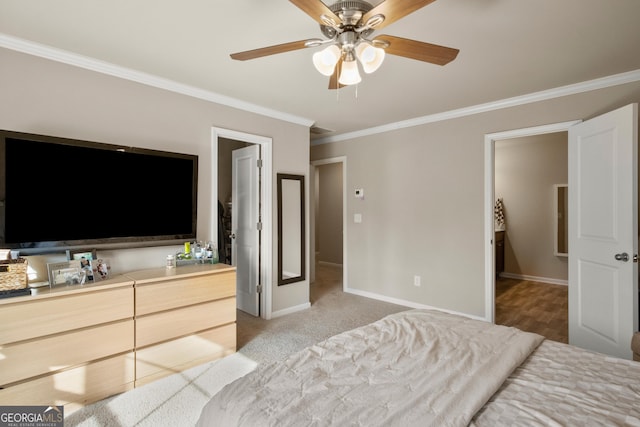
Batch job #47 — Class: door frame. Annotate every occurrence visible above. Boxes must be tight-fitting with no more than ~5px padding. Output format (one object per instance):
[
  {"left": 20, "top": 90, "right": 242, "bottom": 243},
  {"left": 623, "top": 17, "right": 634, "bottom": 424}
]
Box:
[
  {"left": 212, "top": 127, "right": 273, "bottom": 320},
  {"left": 483, "top": 120, "right": 581, "bottom": 322},
  {"left": 311, "top": 156, "right": 347, "bottom": 290}
]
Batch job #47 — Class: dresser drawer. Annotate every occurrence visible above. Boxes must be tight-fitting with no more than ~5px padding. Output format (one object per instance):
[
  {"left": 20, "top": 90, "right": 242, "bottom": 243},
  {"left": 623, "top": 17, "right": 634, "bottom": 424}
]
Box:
[
  {"left": 0, "top": 285, "right": 133, "bottom": 345},
  {"left": 0, "top": 352, "right": 135, "bottom": 407},
  {"left": 135, "top": 271, "right": 235, "bottom": 315},
  {"left": 0, "top": 319, "right": 134, "bottom": 386},
  {"left": 135, "top": 324, "right": 236, "bottom": 386},
  {"left": 136, "top": 297, "right": 235, "bottom": 347}
]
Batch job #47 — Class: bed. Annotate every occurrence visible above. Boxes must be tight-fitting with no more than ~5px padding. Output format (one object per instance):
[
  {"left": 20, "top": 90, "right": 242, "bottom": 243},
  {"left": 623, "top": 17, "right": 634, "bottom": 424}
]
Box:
[{"left": 197, "top": 309, "right": 640, "bottom": 426}]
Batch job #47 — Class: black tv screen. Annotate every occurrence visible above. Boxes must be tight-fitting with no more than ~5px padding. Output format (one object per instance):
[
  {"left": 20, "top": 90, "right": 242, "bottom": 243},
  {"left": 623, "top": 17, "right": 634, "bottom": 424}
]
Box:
[{"left": 0, "top": 130, "right": 198, "bottom": 254}]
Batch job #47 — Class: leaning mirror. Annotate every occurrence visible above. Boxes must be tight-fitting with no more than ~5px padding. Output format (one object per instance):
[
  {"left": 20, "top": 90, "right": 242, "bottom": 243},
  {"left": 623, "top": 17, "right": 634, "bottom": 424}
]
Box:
[
  {"left": 278, "top": 173, "right": 305, "bottom": 285},
  {"left": 554, "top": 184, "right": 568, "bottom": 257}
]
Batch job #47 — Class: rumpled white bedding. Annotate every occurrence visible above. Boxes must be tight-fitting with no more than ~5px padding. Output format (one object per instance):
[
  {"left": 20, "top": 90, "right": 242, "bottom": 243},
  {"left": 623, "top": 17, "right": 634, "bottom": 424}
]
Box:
[
  {"left": 470, "top": 339, "right": 640, "bottom": 426},
  {"left": 196, "top": 309, "right": 543, "bottom": 427}
]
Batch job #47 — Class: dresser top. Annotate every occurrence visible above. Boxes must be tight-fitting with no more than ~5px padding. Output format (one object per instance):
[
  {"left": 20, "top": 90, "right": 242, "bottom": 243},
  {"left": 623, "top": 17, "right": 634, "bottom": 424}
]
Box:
[{"left": 0, "top": 263, "right": 235, "bottom": 305}]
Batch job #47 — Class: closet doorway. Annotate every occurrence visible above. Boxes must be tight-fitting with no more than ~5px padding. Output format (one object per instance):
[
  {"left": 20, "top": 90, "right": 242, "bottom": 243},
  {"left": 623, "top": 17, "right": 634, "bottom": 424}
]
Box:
[
  {"left": 484, "top": 121, "right": 578, "bottom": 325},
  {"left": 311, "top": 157, "right": 346, "bottom": 292},
  {"left": 493, "top": 131, "right": 569, "bottom": 342},
  {"left": 212, "top": 127, "right": 273, "bottom": 319}
]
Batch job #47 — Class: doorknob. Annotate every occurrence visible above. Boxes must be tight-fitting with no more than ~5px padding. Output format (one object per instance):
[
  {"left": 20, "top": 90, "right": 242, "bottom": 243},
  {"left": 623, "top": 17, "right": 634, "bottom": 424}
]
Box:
[
  {"left": 614, "top": 252, "right": 629, "bottom": 262},
  {"left": 230, "top": 233, "right": 236, "bottom": 240}
]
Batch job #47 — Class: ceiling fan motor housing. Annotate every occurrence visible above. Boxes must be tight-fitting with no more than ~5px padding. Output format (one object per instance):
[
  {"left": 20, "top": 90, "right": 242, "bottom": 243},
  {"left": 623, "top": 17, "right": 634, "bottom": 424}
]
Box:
[
  {"left": 321, "top": 0, "right": 375, "bottom": 39},
  {"left": 230, "top": 0, "right": 460, "bottom": 88}
]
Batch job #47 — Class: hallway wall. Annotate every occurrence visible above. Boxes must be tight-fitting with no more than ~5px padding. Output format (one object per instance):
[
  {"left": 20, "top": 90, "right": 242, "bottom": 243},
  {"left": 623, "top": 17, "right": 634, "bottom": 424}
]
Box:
[
  {"left": 316, "top": 162, "right": 343, "bottom": 265},
  {"left": 495, "top": 132, "right": 568, "bottom": 282}
]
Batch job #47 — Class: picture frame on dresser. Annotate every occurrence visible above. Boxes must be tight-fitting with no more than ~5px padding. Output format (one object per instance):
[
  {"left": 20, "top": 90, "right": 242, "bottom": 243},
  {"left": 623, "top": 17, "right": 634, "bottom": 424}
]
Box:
[
  {"left": 47, "top": 261, "right": 68, "bottom": 286},
  {"left": 66, "top": 248, "right": 97, "bottom": 262},
  {"left": 47, "top": 260, "right": 84, "bottom": 286},
  {"left": 67, "top": 249, "right": 97, "bottom": 281},
  {"left": 91, "top": 258, "right": 111, "bottom": 280}
]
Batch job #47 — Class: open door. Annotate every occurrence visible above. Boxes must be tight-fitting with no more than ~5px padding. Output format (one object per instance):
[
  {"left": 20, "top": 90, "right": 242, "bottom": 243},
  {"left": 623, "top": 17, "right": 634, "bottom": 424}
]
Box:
[
  {"left": 568, "top": 103, "right": 639, "bottom": 359},
  {"left": 232, "top": 145, "right": 260, "bottom": 316}
]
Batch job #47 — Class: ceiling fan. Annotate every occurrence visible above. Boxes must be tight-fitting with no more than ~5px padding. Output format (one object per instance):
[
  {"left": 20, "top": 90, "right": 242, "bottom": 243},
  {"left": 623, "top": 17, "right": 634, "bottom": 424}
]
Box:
[{"left": 230, "top": 0, "right": 460, "bottom": 89}]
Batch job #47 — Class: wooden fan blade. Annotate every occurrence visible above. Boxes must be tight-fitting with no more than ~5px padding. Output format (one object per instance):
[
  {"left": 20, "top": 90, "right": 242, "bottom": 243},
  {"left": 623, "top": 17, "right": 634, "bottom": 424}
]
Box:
[
  {"left": 230, "top": 40, "right": 310, "bottom": 61},
  {"left": 289, "top": 0, "right": 341, "bottom": 25},
  {"left": 375, "top": 34, "right": 459, "bottom": 65},
  {"left": 362, "top": 0, "right": 437, "bottom": 30},
  {"left": 328, "top": 58, "right": 346, "bottom": 90}
]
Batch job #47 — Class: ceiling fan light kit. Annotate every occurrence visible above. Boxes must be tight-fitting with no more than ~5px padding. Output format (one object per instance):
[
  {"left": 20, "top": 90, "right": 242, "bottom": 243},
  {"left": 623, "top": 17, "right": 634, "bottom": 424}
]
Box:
[
  {"left": 312, "top": 44, "right": 341, "bottom": 76},
  {"left": 338, "top": 56, "right": 362, "bottom": 85},
  {"left": 355, "top": 43, "right": 385, "bottom": 74},
  {"left": 230, "top": 0, "right": 460, "bottom": 90}
]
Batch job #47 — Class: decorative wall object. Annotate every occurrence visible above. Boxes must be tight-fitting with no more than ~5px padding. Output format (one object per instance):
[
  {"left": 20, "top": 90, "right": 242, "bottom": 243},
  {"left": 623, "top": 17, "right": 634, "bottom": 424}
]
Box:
[{"left": 494, "top": 198, "right": 506, "bottom": 231}]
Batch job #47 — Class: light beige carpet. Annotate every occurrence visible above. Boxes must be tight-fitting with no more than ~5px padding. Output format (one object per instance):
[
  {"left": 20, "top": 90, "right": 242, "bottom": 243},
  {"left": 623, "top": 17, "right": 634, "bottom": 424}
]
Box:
[
  {"left": 64, "top": 264, "right": 409, "bottom": 426},
  {"left": 64, "top": 353, "right": 257, "bottom": 427}
]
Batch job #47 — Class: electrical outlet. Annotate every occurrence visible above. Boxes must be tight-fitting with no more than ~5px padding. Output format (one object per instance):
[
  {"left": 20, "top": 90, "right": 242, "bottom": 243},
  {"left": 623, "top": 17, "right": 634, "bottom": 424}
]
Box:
[{"left": 414, "top": 275, "right": 421, "bottom": 287}]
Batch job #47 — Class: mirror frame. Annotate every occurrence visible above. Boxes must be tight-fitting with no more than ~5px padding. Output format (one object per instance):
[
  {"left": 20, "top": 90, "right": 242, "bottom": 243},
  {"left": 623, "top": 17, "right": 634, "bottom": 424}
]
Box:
[
  {"left": 277, "top": 173, "right": 306, "bottom": 286},
  {"left": 554, "top": 184, "right": 568, "bottom": 257}
]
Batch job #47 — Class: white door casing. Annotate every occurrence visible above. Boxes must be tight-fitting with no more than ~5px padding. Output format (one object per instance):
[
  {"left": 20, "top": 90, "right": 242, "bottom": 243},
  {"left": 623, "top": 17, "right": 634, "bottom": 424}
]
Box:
[
  {"left": 211, "top": 127, "right": 272, "bottom": 320},
  {"left": 484, "top": 121, "right": 580, "bottom": 323},
  {"left": 568, "top": 103, "right": 638, "bottom": 359},
  {"left": 232, "top": 145, "right": 260, "bottom": 316}
]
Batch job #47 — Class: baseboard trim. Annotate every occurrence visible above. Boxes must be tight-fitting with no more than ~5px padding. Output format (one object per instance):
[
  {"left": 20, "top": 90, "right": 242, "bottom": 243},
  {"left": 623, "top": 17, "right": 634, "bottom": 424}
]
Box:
[
  {"left": 499, "top": 272, "right": 568, "bottom": 286},
  {"left": 318, "top": 261, "right": 343, "bottom": 268},
  {"left": 343, "top": 286, "right": 487, "bottom": 322},
  {"left": 271, "top": 302, "right": 311, "bottom": 319}
]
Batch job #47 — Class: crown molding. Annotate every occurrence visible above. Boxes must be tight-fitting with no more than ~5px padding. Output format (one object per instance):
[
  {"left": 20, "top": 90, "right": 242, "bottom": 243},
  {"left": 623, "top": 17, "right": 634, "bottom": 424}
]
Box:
[
  {"left": 3, "top": 33, "right": 639, "bottom": 144},
  {"left": 312, "top": 68, "right": 640, "bottom": 145},
  {"left": 0, "top": 33, "right": 315, "bottom": 129}
]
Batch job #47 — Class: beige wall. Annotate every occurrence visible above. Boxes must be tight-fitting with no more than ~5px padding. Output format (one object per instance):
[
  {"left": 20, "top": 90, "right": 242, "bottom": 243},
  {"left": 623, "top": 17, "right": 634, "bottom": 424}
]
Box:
[
  {"left": 316, "top": 162, "right": 343, "bottom": 265},
  {"left": 0, "top": 47, "right": 310, "bottom": 315},
  {"left": 495, "top": 133, "right": 568, "bottom": 282},
  {"left": 311, "top": 81, "right": 640, "bottom": 318}
]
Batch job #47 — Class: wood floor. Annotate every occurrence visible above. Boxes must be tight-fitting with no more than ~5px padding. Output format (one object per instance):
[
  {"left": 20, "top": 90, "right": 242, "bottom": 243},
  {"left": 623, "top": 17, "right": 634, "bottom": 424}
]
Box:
[{"left": 495, "top": 277, "right": 568, "bottom": 343}]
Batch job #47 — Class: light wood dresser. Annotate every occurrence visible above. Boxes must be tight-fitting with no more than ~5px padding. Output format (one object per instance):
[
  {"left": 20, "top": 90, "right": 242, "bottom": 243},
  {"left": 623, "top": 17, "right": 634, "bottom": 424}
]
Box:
[
  {"left": 128, "top": 264, "right": 236, "bottom": 387},
  {"left": 0, "top": 263, "right": 236, "bottom": 413}
]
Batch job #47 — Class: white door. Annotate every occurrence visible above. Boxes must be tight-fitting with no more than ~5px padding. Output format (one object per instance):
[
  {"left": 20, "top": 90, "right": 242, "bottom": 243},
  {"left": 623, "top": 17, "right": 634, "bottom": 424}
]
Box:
[
  {"left": 568, "top": 103, "right": 638, "bottom": 359},
  {"left": 232, "top": 145, "right": 260, "bottom": 316}
]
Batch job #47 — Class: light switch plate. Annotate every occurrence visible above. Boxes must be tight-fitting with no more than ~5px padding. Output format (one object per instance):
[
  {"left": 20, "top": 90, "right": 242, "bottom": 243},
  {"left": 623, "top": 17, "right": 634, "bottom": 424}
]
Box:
[{"left": 354, "top": 213, "right": 362, "bottom": 223}]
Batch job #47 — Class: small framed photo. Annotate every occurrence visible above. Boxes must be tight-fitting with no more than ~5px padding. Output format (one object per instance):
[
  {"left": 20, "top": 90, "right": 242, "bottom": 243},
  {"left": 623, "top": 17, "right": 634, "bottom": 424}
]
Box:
[
  {"left": 91, "top": 258, "right": 111, "bottom": 281},
  {"left": 47, "top": 260, "right": 86, "bottom": 286},
  {"left": 66, "top": 248, "right": 97, "bottom": 261},
  {"left": 47, "top": 261, "right": 69, "bottom": 286},
  {"left": 67, "top": 249, "right": 97, "bottom": 281}
]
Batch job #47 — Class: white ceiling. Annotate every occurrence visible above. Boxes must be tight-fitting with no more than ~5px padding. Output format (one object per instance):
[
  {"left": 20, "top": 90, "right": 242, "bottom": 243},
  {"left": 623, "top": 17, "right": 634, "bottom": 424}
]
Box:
[{"left": 1, "top": 0, "right": 640, "bottom": 142}]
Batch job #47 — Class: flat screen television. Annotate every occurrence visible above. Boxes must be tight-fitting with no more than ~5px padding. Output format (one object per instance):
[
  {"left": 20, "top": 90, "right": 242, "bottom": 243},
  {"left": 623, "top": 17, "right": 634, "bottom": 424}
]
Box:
[{"left": 0, "top": 129, "right": 198, "bottom": 255}]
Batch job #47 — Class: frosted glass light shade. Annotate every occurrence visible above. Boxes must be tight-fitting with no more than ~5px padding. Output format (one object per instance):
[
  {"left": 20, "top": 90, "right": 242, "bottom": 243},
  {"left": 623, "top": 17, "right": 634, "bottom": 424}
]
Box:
[
  {"left": 312, "top": 45, "right": 341, "bottom": 76},
  {"left": 338, "top": 59, "right": 362, "bottom": 85},
  {"left": 355, "top": 44, "right": 385, "bottom": 74}
]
